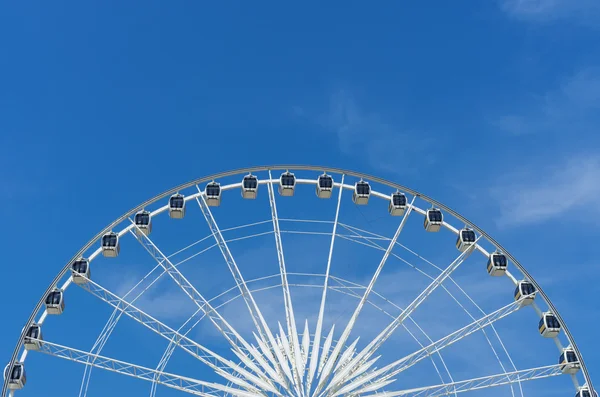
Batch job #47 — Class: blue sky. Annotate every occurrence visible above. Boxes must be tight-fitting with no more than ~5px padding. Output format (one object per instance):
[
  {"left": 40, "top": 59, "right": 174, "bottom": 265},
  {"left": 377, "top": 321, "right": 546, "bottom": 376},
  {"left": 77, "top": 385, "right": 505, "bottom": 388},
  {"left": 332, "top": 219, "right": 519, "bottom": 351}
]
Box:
[{"left": 1, "top": 1, "right": 599, "bottom": 396}]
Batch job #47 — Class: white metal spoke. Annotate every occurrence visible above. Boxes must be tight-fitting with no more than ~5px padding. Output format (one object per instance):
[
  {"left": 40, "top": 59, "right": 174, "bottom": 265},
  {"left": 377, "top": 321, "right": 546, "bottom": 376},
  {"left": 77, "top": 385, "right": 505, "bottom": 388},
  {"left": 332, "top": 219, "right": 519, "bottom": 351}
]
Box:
[
  {"left": 333, "top": 298, "right": 528, "bottom": 397},
  {"left": 150, "top": 307, "right": 203, "bottom": 397},
  {"left": 129, "top": 223, "right": 283, "bottom": 388},
  {"left": 315, "top": 196, "right": 416, "bottom": 396},
  {"left": 361, "top": 364, "right": 567, "bottom": 397},
  {"left": 340, "top": 236, "right": 482, "bottom": 388},
  {"left": 82, "top": 258, "right": 171, "bottom": 397},
  {"left": 267, "top": 170, "right": 305, "bottom": 396},
  {"left": 334, "top": 223, "right": 520, "bottom": 397},
  {"left": 33, "top": 339, "right": 262, "bottom": 397},
  {"left": 307, "top": 174, "right": 345, "bottom": 393},
  {"left": 76, "top": 276, "right": 279, "bottom": 394},
  {"left": 195, "top": 189, "right": 295, "bottom": 388}
]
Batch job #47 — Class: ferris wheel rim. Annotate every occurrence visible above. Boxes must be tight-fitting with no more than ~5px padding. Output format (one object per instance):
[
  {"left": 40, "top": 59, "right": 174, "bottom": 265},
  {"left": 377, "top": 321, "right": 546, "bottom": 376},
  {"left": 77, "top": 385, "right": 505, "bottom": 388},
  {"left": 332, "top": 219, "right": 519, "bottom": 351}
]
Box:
[{"left": 3, "top": 164, "right": 594, "bottom": 397}]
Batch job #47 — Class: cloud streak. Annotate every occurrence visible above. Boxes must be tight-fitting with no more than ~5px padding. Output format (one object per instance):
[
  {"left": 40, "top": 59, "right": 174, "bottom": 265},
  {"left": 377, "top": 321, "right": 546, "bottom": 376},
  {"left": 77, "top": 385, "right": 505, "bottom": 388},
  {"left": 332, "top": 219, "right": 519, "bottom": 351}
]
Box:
[
  {"left": 491, "top": 155, "right": 600, "bottom": 227},
  {"left": 494, "top": 68, "right": 600, "bottom": 136},
  {"left": 295, "top": 90, "right": 438, "bottom": 175},
  {"left": 500, "top": 0, "right": 600, "bottom": 24}
]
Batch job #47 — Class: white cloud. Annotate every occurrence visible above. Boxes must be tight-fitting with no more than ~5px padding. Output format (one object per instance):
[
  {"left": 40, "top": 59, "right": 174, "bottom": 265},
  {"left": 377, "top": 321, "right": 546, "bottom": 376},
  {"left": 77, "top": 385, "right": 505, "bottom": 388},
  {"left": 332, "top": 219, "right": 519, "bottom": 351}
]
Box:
[
  {"left": 296, "top": 90, "right": 439, "bottom": 175},
  {"left": 495, "top": 68, "right": 600, "bottom": 136},
  {"left": 500, "top": 0, "right": 600, "bottom": 24},
  {"left": 491, "top": 155, "right": 600, "bottom": 226}
]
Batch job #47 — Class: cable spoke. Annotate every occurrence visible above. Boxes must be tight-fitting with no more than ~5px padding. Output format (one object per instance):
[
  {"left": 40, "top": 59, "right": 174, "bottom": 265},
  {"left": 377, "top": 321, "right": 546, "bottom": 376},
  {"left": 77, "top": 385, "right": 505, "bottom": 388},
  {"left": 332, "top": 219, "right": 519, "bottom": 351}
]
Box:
[
  {"left": 76, "top": 276, "right": 280, "bottom": 394},
  {"left": 335, "top": 236, "right": 482, "bottom": 392},
  {"left": 360, "top": 364, "right": 567, "bottom": 397},
  {"left": 335, "top": 223, "right": 521, "bottom": 397},
  {"left": 150, "top": 307, "right": 203, "bottom": 397},
  {"left": 307, "top": 174, "right": 345, "bottom": 393},
  {"left": 332, "top": 298, "right": 529, "bottom": 396},
  {"left": 129, "top": 223, "right": 284, "bottom": 388},
  {"left": 195, "top": 187, "right": 295, "bottom": 388},
  {"left": 267, "top": 170, "right": 305, "bottom": 396},
  {"left": 81, "top": 258, "right": 171, "bottom": 397},
  {"left": 33, "top": 339, "right": 263, "bottom": 397},
  {"left": 315, "top": 196, "right": 416, "bottom": 396}
]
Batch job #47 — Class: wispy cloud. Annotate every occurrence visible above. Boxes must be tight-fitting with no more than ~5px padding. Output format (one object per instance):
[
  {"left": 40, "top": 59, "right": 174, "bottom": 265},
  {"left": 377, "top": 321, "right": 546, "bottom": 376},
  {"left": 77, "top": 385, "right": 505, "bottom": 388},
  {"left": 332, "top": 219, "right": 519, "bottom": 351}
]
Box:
[
  {"left": 491, "top": 155, "right": 600, "bottom": 227},
  {"left": 500, "top": 0, "right": 600, "bottom": 24},
  {"left": 494, "top": 68, "right": 600, "bottom": 136},
  {"left": 295, "top": 90, "right": 439, "bottom": 175}
]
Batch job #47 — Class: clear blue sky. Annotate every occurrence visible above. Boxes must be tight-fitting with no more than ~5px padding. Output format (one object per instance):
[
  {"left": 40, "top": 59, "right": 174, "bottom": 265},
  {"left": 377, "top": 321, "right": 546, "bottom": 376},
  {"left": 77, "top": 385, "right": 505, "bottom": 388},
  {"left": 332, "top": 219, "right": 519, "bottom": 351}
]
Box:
[{"left": 1, "top": 1, "right": 599, "bottom": 396}]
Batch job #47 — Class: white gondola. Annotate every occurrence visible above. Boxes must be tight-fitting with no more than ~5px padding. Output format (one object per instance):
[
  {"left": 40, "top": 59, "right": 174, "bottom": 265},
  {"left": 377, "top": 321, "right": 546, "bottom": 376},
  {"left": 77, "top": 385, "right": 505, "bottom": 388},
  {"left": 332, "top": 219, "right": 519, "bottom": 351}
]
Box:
[
  {"left": 576, "top": 386, "right": 596, "bottom": 397},
  {"left": 316, "top": 173, "right": 334, "bottom": 199},
  {"left": 101, "top": 232, "right": 120, "bottom": 257},
  {"left": 169, "top": 193, "right": 186, "bottom": 219},
  {"left": 514, "top": 280, "right": 536, "bottom": 305},
  {"left": 352, "top": 180, "right": 370, "bottom": 205},
  {"left": 241, "top": 174, "right": 258, "bottom": 199},
  {"left": 71, "top": 258, "right": 90, "bottom": 285},
  {"left": 205, "top": 181, "right": 221, "bottom": 207},
  {"left": 388, "top": 192, "right": 407, "bottom": 216},
  {"left": 539, "top": 312, "right": 561, "bottom": 338},
  {"left": 4, "top": 362, "right": 26, "bottom": 390},
  {"left": 134, "top": 210, "right": 152, "bottom": 236},
  {"left": 487, "top": 252, "right": 507, "bottom": 276},
  {"left": 456, "top": 227, "right": 476, "bottom": 252},
  {"left": 279, "top": 171, "right": 296, "bottom": 197},
  {"left": 24, "top": 324, "right": 43, "bottom": 351},
  {"left": 559, "top": 347, "right": 580, "bottom": 374},
  {"left": 424, "top": 208, "right": 443, "bottom": 232},
  {"left": 45, "top": 288, "right": 64, "bottom": 315}
]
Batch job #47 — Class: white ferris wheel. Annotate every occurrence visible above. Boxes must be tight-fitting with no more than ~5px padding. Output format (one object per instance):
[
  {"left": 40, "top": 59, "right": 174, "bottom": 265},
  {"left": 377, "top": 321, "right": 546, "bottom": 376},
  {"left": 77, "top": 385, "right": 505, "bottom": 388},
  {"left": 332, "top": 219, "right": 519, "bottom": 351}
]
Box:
[{"left": 3, "top": 166, "right": 595, "bottom": 397}]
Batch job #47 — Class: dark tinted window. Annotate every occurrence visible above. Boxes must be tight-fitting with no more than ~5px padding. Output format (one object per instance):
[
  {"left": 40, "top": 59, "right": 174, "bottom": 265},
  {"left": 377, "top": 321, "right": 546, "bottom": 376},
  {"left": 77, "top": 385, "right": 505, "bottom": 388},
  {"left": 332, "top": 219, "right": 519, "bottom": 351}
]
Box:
[
  {"left": 392, "top": 194, "right": 406, "bottom": 206},
  {"left": 546, "top": 315, "right": 560, "bottom": 329},
  {"left": 9, "top": 365, "right": 22, "bottom": 380},
  {"left": 566, "top": 351, "right": 577, "bottom": 362},
  {"left": 428, "top": 210, "right": 442, "bottom": 222},
  {"left": 135, "top": 213, "right": 150, "bottom": 225},
  {"left": 73, "top": 260, "right": 88, "bottom": 274},
  {"left": 319, "top": 176, "right": 333, "bottom": 188},
  {"left": 281, "top": 174, "right": 295, "bottom": 186},
  {"left": 46, "top": 291, "right": 61, "bottom": 305},
  {"left": 521, "top": 282, "right": 535, "bottom": 295},
  {"left": 462, "top": 230, "right": 476, "bottom": 242},
  {"left": 26, "top": 326, "right": 39, "bottom": 339},
  {"left": 243, "top": 177, "right": 258, "bottom": 189},
  {"left": 207, "top": 184, "right": 220, "bottom": 196},
  {"left": 102, "top": 234, "right": 117, "bottom": 247},
  {"left": 170, "top": 196, "right": 184, "bottom": 208},
  {"left": 493, "top": 254, "right": 507, "bottom": 267},
  {"left": 356, "top": 183, "right": 370, "bottom": 195}
]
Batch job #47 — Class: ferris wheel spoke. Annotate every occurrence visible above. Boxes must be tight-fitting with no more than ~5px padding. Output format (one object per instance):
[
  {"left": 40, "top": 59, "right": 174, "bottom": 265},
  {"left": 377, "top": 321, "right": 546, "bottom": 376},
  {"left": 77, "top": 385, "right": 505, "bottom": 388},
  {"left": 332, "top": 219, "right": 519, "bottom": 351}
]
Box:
[
  {"left": 33, "top": 339, "right": 264, "bottom": 397},
  {"left": 337, "top": 236, "right": 482, "bottom": 389},
  {"left": 76, "top": 276, "right": 281, "bottom": 394},
  {"left": 358, "top": 363, "right": 567, "bottom": 397},
  {"left": 307, "top": 174, "right": 345, "bottom": 393},
  {"left": 267, "top": 170, "right": 305, "bottom": 396},
  {"left": 333, "top": 225, "right": 521, "bottom": 397},
  {"left": 331, "top": 298, "right": 528, "bottom": 396},
  {"left": 195, "top": 189, "right": 295, "bottom": 387},
  {"left": 314, "top": 196, "right": 416, "bottom": 397},
  {"left": 128, "top": 222, "right": 282, "bottom": 388},
  {"left": 83, "top": 260, "right": 169, "bottom": 397},
  {"left": 150, "top": 307, "right": 203, "bottom": 397}
]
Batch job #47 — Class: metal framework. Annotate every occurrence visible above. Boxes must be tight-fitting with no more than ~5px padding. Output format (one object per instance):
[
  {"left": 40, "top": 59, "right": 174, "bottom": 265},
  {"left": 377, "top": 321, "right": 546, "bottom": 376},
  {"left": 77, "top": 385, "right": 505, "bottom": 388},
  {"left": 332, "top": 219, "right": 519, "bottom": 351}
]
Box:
[{"left": 4, "top": 165, "right": 593, "bottom": 397}]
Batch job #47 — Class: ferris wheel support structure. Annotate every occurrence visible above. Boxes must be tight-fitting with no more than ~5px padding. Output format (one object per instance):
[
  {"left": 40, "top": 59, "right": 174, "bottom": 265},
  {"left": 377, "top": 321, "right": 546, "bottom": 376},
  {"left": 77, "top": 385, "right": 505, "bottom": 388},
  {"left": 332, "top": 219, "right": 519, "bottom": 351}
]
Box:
[{"left": 3, "top": 165, "right": 593, "bottom": 397}]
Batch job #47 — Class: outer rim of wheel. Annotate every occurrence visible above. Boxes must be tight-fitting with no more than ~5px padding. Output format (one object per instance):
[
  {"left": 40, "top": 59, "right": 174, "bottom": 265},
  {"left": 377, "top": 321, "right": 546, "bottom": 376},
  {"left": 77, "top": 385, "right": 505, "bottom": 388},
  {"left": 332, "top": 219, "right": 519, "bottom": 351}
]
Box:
[{"left": 3, "top": 164, "right": 594, "bottom": 397}]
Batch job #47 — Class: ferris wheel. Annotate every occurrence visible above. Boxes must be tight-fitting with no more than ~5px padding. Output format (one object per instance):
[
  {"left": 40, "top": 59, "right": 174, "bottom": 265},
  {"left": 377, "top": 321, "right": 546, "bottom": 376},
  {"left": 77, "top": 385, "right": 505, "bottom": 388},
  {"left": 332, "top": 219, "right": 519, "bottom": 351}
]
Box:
[{"left": 3, "top": 165, "right": 595, "bottom": 397}]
